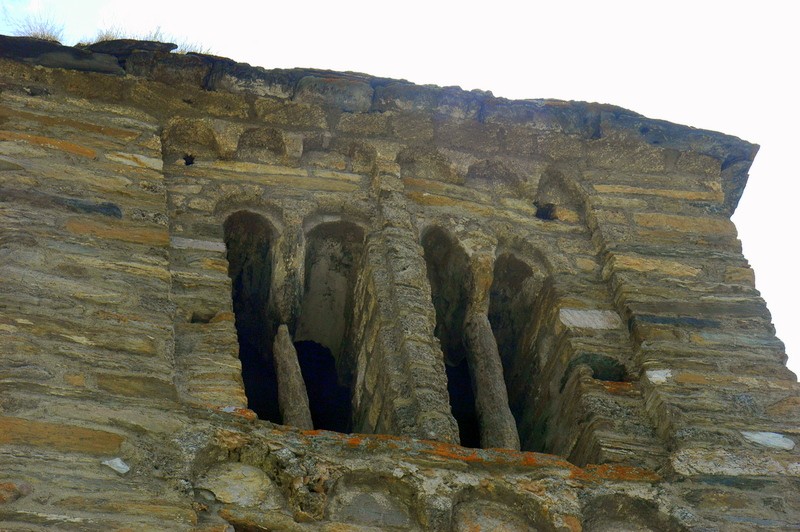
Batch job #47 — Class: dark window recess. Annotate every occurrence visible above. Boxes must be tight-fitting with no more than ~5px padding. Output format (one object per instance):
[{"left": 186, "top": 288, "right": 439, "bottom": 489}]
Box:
[
  {"left": 294, "top": 221, "right": 364, "bottom": 433},
  {"left": 422, "top": 227, "right": 481, "bottom": 448},
  {"left": 183, "top": 154, "right": 195, "bottom": 165},
  {"left": 446, "top": 357, "right": 480, "bottom": 448},
  {"left": 560, "top": 353, "right": 627, "bottom": 391},
  {"left": 224, "top": 211, "right": 280, "bottom": 423},
  {"left": 296, "top": 341, "right": 352, "bottom": 433},
  {"left": 534, "top": 203, "right": 556, "bottom": 220},
  {"left": 488, "top": 252, "right": 544, "bottom": 450}
]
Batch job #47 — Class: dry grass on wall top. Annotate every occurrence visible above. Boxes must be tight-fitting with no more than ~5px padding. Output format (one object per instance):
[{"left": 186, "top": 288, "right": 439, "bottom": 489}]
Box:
[
  {"left": 9, "top": 13, "right": 64, "bottom": 43},
  {"left": 9, "top": 16, "right": 210, "bottom": 54}
]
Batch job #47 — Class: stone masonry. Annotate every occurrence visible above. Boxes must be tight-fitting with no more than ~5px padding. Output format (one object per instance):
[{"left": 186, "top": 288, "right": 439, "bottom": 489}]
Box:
[{"left": 0, "top": 35, "right": 798, "bottom": 530}]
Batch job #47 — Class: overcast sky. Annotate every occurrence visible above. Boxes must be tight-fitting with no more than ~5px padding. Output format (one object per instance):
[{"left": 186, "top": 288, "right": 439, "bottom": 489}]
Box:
[{"left": 2, "top": 0, "right": 798, "bottom": 377}]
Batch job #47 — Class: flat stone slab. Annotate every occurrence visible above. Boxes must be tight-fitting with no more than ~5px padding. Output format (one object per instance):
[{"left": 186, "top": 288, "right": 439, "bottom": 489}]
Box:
[
  {"left": 559, "top": 308, "right": 622, "bottom": 329},
  {"left": 741, "top": 431, "right": 796, "bottom": 450},
  {"left": 83, "top": 39, "right": 178, "bottom": 55},
  {"left": 170, "top": 236, "right": 227, "bottom": 252}
]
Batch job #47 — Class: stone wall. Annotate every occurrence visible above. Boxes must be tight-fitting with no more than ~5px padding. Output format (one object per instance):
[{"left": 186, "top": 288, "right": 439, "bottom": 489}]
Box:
[{"left": 0, "top": 35, "right": 798, "bottom": 530}]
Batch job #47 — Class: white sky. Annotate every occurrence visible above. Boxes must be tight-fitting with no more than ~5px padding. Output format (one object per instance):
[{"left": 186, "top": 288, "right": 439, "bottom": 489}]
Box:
[{"left": 2, "top": 0, "right": 798, "bottom": 378}]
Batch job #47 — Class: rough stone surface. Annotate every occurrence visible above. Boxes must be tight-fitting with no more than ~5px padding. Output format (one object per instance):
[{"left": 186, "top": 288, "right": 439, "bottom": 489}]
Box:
[
  {"left": 273, "top": 325, "right": 314, "bottom": 429},
  {"left": 0, "top": 35, "right": 798, "bottom": 531}
]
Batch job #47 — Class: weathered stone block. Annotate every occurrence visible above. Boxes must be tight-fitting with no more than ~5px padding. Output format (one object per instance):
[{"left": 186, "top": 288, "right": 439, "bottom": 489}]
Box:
[
  {"left": 0, "top": 416, "right": 124, "bottom": 454},
  {"left": 0, "top": 35, "right": 795, "bottom": 532}
]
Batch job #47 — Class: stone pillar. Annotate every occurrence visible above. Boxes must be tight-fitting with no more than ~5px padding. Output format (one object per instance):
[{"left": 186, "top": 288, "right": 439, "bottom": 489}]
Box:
[
  {"left": 272, "top": 324, "right": 313, "bottom": 430},
  {"left": 463, "top": 254, "right": 520, "bottom": 450},
  {"left": 270, "top": 225, "right": 305, "bottom": 332},
  {"left": 350, "top": 172, "right": 458, "bottom": 443}
]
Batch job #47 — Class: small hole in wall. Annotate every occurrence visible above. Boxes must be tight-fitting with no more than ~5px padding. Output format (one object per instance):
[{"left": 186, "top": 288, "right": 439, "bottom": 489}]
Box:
[
  {"left": 534, "top": 203, "right": 556, "bottom": 221},
  {"left": 183, "top": 154, "right": 195, "bottom": 166},
  {"left": 560, "top": 354, "right": 628, "bottom": 392},
  {"left": 190, "top": 311, "right": 214, "bottom": 323}
]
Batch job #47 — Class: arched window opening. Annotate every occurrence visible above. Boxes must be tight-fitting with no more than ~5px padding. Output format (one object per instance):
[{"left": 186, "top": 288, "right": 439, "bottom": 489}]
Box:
[
  {"left": 295, "top": 340, "right": 352, "bottom": 433},
  {"left": 488, "top": 252, "right": 542, "bottom": 450},
  {"left": 422, "top": 227, "right": 480, "bottom": 448},
  {"left": 224, "top": 211, "right": 280, "bottom": 423},
  {"left": 295, "top": 221, "right": 364, "bottom": 433},
  {"left": 489, "top": 253, "right": 536, "bottom": 370}
]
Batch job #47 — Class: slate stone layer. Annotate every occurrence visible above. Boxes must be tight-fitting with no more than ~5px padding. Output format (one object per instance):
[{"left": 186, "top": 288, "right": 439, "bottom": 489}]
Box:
[{"left": 0, "top": 35, "right": 797, "bottom": 530}]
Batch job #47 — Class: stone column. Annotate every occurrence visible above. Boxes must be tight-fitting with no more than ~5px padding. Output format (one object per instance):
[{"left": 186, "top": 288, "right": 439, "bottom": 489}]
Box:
[
  {"left": 272, "top": 324, "right": 313, "bottom": 430},
  {"left": 463, "top": 254, "right": 520, "bottom": 450},
  {"left": 351, "top": 172, "right": 458, "bottom": 443},
  {"left": 269, "top": 226, "right": 305, "bottom": 333},
  {"left": 268, "top": 228, "right": 312, "bottom": 429}
]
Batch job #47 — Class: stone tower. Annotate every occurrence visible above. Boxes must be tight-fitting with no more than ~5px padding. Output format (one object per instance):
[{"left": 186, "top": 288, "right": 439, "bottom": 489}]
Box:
[{"left": 0, "top": 35, "right": 798, "bottom": 530}]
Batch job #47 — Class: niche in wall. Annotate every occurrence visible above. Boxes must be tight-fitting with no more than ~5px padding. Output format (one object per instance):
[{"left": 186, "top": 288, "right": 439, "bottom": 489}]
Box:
[
  {"left": 488, "top": 251, "right": 548, "bottom": 452},
  {"left": 489, "top": 253, "right": 537, "bottom": 371},
  {"left": 295, "top": 221, "right": 365, "bottom": 433},
  {"left": 422, "top": 227, "right": 480, "bottom": 448},
  {"left": 224, "top": 210, "right": 280, "bottom": 423}
]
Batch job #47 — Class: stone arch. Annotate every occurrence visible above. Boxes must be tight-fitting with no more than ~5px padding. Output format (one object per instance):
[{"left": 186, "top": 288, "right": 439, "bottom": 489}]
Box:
[
  {"left": 213, "top": 195, "right": 287, "bottom": 244},
  {"left": 421, "top": 226, "right": 479, "bottom": 447},
  {"left": 236, "top": 126, "right": 286, "bottom": 163},
  {"left": 489, "top": 252, "right": 539, "bottom": 370},
  {"left": 162, "top": 117, "right": 222, "bottom": 165},
  {"left": 326, "top": 473, "right": 420, "bottom": 530},
  {"left": 487, "top": 251, "right": 547, "bottom": 438},
  {"left": 397, "top": 146, "right": 463, "bottom": 184},
  {"left": 534, "top": 167, "right": 584, "bottom": 222},
  {"left": 483, "top": 239, "right": 554, "bottom": 445},
  {"left": 295, "top": 219, "right": 365, "bottom": 433},
  {"left": 301, "top": 212, "right": 370, "bottom": 237},
  {"left": 223, "top": 210, "right": 280, "bottom": 422},
  {"left": 582, "top": 495, "right": 687, "bottom": 531},
  {"left": 466, "top": 159, "right": 525, "bottom": 194},
  {"left": 450, "top": 486, "right": 555, "bottom": 532}
]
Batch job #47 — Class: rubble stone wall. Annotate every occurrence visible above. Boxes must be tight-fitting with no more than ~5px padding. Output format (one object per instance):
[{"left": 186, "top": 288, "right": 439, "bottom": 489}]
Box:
[{"left": 0, "top": 35, "right": 798, "bottom": 530}]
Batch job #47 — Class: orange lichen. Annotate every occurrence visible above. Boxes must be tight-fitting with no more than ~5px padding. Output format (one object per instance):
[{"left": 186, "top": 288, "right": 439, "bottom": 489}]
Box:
[
  {"left": 64, "top": 218, "right": 169, "bottom": 246},
  {"left": 346, "top": 436, "right": 364, "bottom": 447},
  {"left": 599, "top": 381, "right": 635, "bottom": 394},
  {"left": 0, "top": 131, "right": 97, "bottom": 159},
  {"left": 0, "top": 106, "right": 140, "bottom": 140},
  {"left": 214, "top": 429, "right": 250, "bottom": 451},
  {"left": 0, "top": 416, "right": 124, "bottom": 454},
  {"left": 422, "top": 441, "right": 484, "bottom": 462},
  {"left": 0, "top": 482, "right": 31, "bottom": 504},
  {"left": 563, "top": 515, "right": 583, "bottom": 532},
  {"left": 210, "top": 405, "right": 257, "bottom": 422},
  {"left": 576, "top": 464, "right": 660, "bottom": 483}
]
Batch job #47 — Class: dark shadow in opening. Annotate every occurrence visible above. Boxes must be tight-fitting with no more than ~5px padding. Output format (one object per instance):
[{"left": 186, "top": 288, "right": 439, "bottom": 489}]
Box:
[
  {"left": 560, "top": 353, "right": 628, "bottom": 391},
  {"left": 224, "top": 211, "right": 280, "bottom": 423},
  {"left": 296, "top": 340, "right": 352, "bottom": 433},
  {"left": 534, "top": 202, "right": 556, "bottom": 220},
  {"left": 295, "top": 221, "right": 364, "bottom": 433},
  {"left": 489, "top": 252, "right": 545, "bottom": 451},
  {"left": 489, "top": 254, "right": 535, "bottom": 370},
  {"left": 446, "top": 355, "right": 480, "bottom": 448},
  {"left": 422, "top": 227, "right": 480, "bottom": 448}
]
